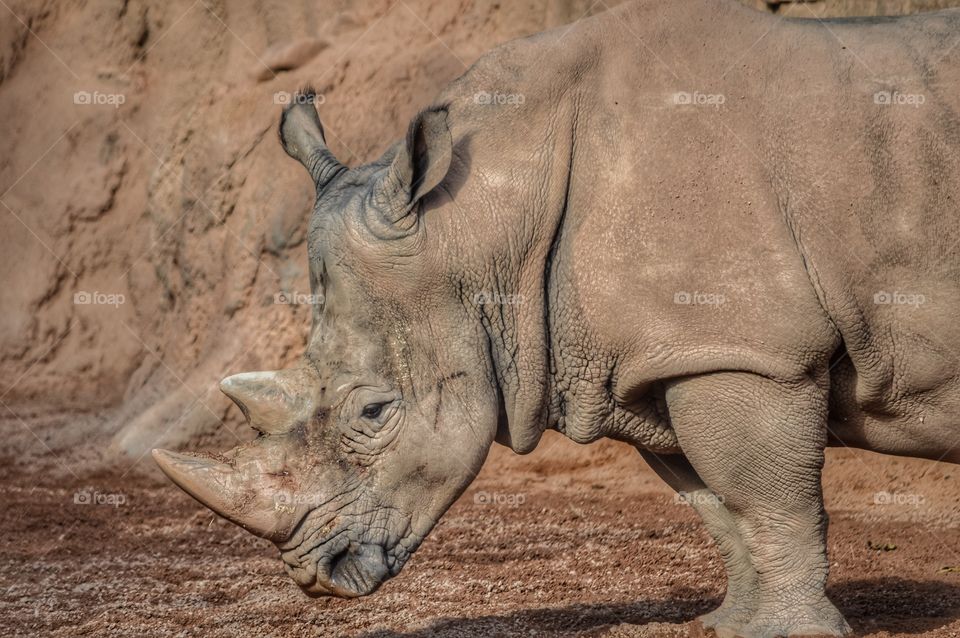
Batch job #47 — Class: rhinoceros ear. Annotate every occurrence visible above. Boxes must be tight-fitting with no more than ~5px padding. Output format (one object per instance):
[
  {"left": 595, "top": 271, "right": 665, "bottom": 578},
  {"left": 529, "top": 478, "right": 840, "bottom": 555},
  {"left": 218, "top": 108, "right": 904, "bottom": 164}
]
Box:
[
  {"left": 373, "top": 106, "right": 453, "bottom": 236},
  {"left": 279, "top": 87, "right": 346, "bottom": 193}
]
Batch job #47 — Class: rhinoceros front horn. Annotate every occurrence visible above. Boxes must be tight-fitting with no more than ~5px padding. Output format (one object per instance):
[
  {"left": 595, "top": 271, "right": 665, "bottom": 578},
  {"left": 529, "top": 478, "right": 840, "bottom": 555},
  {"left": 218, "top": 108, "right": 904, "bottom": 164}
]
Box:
[
  {"left": 278, "top": 86, "right": 346, "bottom": 193},
  {"left": 219, "top": 370, "right": 313, "bottom": 435},
  {"left": 151, "top": 449, "right": 296, "bottom": 540}
]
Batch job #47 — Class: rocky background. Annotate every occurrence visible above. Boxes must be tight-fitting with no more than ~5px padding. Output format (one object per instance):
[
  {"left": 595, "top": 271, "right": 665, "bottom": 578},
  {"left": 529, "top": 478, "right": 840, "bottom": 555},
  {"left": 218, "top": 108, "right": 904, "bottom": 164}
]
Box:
[{"left": 2, "top": 0, "right": 959, "bottom": 471}]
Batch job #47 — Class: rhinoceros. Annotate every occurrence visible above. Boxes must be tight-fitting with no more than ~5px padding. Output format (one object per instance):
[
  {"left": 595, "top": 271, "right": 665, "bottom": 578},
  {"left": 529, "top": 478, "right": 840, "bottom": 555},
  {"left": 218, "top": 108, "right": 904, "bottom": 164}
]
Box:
[{"left": 153, "top": 1, "right": 960, "bottom": 636}]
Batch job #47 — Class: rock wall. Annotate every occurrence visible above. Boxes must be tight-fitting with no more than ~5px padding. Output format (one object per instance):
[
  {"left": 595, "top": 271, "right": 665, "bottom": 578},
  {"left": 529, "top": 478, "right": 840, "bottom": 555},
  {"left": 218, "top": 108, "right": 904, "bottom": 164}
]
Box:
[{"left": 1, "top": 0, "right": 958, "bottom": 466}]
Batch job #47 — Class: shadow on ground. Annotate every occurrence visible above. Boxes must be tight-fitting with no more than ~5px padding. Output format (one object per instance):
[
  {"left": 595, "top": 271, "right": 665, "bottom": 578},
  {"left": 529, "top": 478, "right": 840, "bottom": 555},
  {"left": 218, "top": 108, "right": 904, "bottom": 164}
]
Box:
[
  {"left": 835, "top": 578, "right": 960, "bottom": 636},
  {"left": 357, "top": 580, "right": 960, "bottom": 637},
  {"left": 356, "top": 590, "right": 710, "bottom": 637}
]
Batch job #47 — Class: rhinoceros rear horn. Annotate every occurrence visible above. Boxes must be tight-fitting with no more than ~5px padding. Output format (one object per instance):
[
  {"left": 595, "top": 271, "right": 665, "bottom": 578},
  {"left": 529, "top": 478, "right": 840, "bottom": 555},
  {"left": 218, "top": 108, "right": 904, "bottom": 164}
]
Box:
[
  {"left": 219, "top": 369, "right": 313, "bottom": 435},
  {"left": 279, "top": 86, "right": 345, "bottom": 192}
]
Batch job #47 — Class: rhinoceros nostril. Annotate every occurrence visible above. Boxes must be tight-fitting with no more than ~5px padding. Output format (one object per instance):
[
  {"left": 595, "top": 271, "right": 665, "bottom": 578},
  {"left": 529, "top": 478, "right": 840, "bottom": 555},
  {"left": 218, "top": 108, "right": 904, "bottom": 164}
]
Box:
[
  {"left": 325, "top": 542, "right": 390, "bottom": 597},
  {"left": 329, "top": 545, "right": 351, "bottom": 576}
]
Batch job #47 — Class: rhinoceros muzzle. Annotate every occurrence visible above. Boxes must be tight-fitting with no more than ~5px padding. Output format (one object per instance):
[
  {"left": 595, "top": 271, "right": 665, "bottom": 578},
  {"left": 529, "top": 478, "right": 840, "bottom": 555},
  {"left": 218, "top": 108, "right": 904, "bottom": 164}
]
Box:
[
  {"left": 291, "top": 541, "right": 392, "bottom": 598},
  {"left": 276, "top": 489, "right": 416, "bottom": 598}
]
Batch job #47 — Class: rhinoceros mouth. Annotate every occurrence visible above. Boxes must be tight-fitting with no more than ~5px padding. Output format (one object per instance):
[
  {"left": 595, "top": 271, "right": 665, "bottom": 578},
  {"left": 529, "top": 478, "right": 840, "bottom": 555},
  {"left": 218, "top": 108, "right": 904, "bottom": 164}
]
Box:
[
  {"left": 279, "top": 508, "right": 416, "bottom": 598},
  {"left": 301, "top": 542, "right": 391, "bottom": 597},
  {"left": 286, "top": 537, "right": 413, "bottom": 598}
]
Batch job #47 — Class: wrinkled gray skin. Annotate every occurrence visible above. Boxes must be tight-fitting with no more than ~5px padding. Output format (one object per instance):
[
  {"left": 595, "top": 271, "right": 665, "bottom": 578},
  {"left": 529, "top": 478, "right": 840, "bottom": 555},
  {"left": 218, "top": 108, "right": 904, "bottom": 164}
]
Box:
[{"left": 154, "top": 2, "right": 960, "bottom": 636}]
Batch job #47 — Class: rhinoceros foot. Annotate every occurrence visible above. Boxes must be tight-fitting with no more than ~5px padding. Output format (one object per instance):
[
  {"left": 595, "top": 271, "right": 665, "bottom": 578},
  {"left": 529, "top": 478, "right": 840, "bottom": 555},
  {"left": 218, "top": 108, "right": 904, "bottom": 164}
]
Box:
[
  {"left": 697, "top": 601, "right": 755, "bottom": 633},
  {"left": 710, "top": 599, "right": 851, "bottom": 638}
]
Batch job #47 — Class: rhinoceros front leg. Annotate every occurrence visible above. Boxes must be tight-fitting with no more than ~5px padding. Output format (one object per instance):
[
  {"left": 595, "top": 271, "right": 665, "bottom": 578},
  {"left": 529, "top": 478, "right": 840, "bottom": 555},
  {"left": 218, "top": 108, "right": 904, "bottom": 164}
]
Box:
[
  {"left": 664, "top": 371, "right": 851, "bottom": 638},
  {"left": 638, "top": 449, "right": 759, "bottom": 631}
]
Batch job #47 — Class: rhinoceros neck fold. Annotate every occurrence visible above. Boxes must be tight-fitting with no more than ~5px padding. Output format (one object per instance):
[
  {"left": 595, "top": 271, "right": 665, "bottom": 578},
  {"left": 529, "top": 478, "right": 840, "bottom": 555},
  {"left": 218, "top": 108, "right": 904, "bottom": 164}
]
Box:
[
  {"left": 438, "top": 87, "right": 584, "bottom": 454},
  {"left": 430, "top": 0, "right": 726, "bottom": 453}
]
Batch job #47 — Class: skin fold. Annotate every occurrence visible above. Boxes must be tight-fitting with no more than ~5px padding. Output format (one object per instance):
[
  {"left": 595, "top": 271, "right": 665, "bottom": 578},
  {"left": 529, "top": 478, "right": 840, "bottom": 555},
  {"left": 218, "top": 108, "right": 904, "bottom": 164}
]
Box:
[{"left": 154, "top": 2, "right": 960, "bottom": 636}]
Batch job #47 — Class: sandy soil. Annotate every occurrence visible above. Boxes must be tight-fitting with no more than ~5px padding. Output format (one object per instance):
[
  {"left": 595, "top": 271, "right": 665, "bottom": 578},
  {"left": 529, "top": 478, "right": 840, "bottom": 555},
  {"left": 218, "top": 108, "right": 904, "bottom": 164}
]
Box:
[{"left": 3, "top": 425, "right": 960, "bottom": 638}]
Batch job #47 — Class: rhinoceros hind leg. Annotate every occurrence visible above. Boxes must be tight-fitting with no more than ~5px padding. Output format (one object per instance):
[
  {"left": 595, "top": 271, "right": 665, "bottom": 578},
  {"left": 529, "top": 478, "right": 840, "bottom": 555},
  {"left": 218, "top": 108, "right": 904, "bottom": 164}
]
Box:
[
  {"left": 638, "top": 450, "right": 758, "bottom": 632},
  {"left": 665, "top": 371, "right": 852, "bottom": 638}
]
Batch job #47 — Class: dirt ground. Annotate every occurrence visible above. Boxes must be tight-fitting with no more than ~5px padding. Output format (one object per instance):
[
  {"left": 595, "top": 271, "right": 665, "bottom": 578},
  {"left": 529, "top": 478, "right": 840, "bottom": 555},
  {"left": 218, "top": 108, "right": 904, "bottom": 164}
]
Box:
[{"left": 3, "top": 419, "right": 960, "bottom": 638}]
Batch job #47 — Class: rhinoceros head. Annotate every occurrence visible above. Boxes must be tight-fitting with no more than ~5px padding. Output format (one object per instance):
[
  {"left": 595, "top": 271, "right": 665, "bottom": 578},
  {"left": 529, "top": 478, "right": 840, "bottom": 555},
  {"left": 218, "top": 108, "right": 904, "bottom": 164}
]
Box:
[{"left": 153, "top": 89, "right": 501, "bottom": 597}]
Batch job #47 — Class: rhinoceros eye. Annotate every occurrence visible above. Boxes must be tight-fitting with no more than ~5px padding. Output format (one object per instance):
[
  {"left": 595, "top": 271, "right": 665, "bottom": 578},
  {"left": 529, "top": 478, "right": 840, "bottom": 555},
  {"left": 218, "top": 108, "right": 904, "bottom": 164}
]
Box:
[
  {"left": 342, "top": 396, "right": 403, "bottom": 464},
  {"left": 361, "top": 402, "right": 386, "bottom": 420}
]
